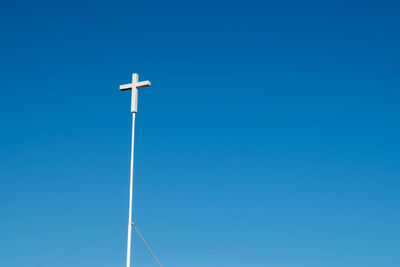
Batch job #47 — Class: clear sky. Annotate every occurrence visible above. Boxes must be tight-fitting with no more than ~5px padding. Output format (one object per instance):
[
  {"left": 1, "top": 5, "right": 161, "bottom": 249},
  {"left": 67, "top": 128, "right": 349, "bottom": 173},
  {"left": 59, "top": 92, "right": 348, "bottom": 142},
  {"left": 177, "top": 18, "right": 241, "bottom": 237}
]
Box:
[{"left": 1, "top": 0, "right": 399, "bottom": 266}]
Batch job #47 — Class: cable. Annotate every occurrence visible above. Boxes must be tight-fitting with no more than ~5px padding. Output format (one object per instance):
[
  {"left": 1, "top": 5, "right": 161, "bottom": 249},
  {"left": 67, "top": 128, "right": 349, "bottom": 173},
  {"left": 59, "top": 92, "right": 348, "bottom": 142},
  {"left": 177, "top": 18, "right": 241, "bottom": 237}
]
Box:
[
  {"left": 36, "top": 227, "right": 124, "bottom": 267},
  {"left": 132, "top": 222, "right": 163, "bottom": 267}
]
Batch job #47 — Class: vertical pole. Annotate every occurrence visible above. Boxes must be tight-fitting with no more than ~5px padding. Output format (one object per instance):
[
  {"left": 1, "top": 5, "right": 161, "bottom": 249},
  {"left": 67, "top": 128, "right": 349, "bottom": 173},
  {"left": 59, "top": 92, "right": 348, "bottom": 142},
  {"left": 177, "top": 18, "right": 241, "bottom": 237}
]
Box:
[{"left": 126, "top": 112, "right": 136, "bottom": 267}]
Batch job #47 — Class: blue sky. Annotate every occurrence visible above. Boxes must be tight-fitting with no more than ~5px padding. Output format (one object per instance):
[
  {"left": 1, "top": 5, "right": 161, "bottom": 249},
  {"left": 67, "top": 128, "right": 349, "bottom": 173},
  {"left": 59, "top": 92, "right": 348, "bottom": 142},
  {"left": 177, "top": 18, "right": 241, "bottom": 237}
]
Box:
[{"left": 1, "top": 0, "right": 399, "bottom": 266}]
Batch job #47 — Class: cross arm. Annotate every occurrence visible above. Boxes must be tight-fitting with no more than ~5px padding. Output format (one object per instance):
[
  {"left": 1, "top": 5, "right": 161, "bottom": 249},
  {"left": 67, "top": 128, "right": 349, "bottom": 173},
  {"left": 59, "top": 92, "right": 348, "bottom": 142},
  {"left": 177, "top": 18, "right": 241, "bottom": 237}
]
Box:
[
  {"left": 119, "top": 81, "right": 151, "bottom": 91},
  {"left": 120, "top": 83, "right": 133, "bottom": 91},
  {"left": 136, "top": 81, "right": 151, "bottom": 88}
]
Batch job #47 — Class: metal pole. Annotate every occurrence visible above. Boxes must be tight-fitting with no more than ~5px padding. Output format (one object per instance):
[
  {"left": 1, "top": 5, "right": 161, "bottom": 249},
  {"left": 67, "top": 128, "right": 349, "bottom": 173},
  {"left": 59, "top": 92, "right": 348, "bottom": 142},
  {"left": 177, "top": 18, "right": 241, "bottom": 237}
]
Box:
[
  {"left": 120, "top": 73, "right": 150, "bottom": 267},
  {"left": 126, "top": 112, "right": 136, "bottom": 267}
]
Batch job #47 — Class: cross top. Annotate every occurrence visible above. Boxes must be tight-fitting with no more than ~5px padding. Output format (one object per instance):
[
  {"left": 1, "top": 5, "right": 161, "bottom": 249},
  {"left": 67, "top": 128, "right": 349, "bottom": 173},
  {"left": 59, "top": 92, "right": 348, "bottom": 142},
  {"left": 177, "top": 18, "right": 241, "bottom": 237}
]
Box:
[{"left": 120, "top": 73, "right": 151, "bottom": 113}]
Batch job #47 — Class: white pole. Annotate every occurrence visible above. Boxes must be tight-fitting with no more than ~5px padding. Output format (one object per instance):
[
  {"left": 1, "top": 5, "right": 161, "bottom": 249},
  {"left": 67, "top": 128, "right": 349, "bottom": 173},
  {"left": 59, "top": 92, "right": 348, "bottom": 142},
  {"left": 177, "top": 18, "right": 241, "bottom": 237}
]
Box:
[
  {"left": 126, "top": 112, "right": 136, "bottom": 267},
  {"left": 120, "top": 73, "right": 151, "bottom": 267}
]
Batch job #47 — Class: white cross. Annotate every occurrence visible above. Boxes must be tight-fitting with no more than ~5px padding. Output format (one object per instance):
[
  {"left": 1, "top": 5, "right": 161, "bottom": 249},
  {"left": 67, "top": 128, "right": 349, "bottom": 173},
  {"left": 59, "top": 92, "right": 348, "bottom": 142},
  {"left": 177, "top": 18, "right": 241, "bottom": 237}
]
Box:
[{"left": 120, "top": 73, "right": 151, "bottom": 113}]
